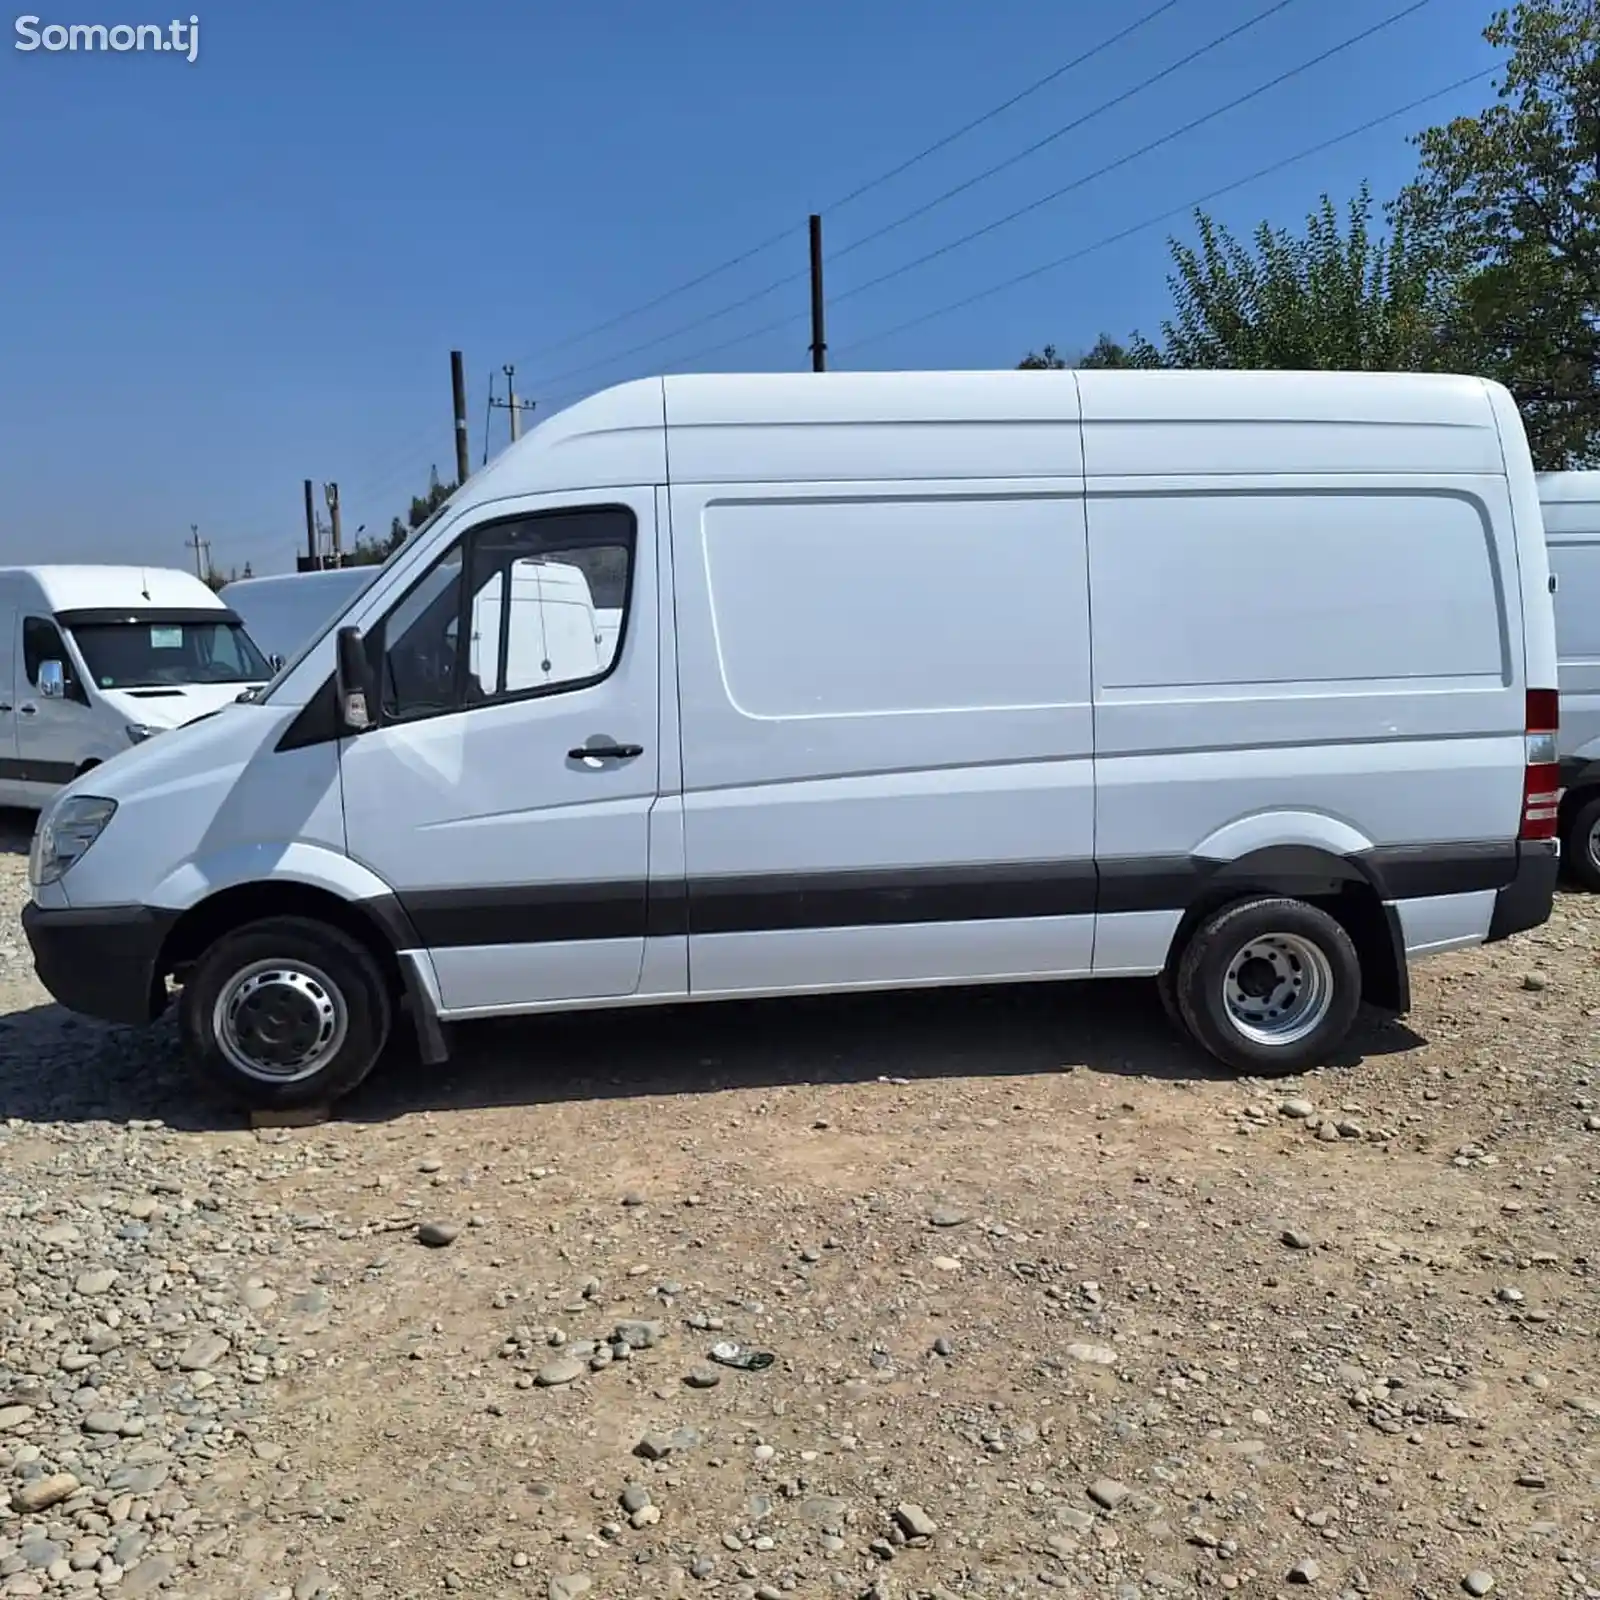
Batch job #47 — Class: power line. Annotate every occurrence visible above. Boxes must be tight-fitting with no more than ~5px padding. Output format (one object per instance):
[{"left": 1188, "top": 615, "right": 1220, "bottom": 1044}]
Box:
[
  {"left": 837, "top": 65, "right": 1501, "bottom": 355},
  {"left": 530, "top": 0, "right": 1320, "bottom": 398},
  {"left": 825, "top": 0, "right": 1311, "bottom": 268},
  {"left": 546, "top": 0, "right": 1450, "bottom": 391},
  {"left": 333, "top": 0, "right": 1202, "bottom": 518},
  {"left": 826, "top": 0, "right": 1437, "bottom": 307},
  {"left": 513, "top": 0, "right": 1189, "bottom": 371}
]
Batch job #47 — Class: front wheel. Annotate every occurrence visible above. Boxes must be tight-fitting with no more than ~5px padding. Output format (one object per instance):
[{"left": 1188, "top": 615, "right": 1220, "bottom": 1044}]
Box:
[
  {"left": 1174, "top": 897, "right": 1362, "bottom": 1078},
  {"left": 178, "top": 916, "right": 392, "bottom": 1109},
  {"left": 1563, "top": 794, "right": 1600, "bottom": 893}
]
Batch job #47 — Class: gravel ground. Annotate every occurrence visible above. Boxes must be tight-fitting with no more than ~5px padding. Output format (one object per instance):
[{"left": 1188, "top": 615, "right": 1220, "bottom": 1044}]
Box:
[{"left": 0, "top": 812, "right": 1595, "bottom": 1600}]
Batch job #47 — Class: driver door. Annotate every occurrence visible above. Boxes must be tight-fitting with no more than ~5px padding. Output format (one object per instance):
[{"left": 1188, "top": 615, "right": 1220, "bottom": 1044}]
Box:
[
  {"left": 338, "top": 490, "right": 661, "bottom": 1014},
  {"left": 16, "top": 614, "right": 90, "bottom": 794}
]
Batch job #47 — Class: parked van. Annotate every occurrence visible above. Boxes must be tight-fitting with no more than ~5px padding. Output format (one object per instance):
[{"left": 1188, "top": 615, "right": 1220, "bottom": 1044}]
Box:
[
  {"left": 22, "top": 371, "right": 1560, "bottom": 1109},
  {"left": 221, "top": 567, "right": 378, "bottom": 670},
  {"left": 1534, "top": 471, "right": 1600, "bottom": 888},
  {"left": 0, "top": 565, "right": 272, "bottom": 808}
]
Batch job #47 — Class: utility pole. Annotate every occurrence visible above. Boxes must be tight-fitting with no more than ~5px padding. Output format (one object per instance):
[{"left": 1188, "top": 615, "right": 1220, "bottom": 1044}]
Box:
[
  {"left": 185, "top": 524, "right": 211, "bottom": 581},
  {"left": 505, "top": 364, "right": 521, "bottom": 442},
  {"left": 450, "top": 349, "right": 470, "bottom": 486},
  {"left": 323, "top": 482, "right": 342, "bottom": 564},
  {"left": 808, "top": 213, "right": 827, "bottom": 372},
  {"left": 302, "top": 479, "right": 317, "bottom": 564},
  {"left": 488, "top": 365, "right": 537, "bottom": 446}
]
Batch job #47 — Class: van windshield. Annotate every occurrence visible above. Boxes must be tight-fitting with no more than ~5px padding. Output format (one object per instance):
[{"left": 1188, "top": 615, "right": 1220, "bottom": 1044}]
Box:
[{"left": 69, "top": 617, "right": 272, "bottom": 689}]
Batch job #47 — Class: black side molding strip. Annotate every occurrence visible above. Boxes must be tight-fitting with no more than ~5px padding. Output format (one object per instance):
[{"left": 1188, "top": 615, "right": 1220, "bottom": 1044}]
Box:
[
  {"left": 386, "top": 841, "right": 1519, "bottom": 950},
  {"left": 0, "top": 757, "right": 78, "bottom": 786}
]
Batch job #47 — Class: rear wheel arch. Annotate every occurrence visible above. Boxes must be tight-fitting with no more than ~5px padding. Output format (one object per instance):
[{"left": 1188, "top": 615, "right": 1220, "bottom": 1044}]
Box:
[
  {"left": 1160, "top": 844, "right": 1407, "bottom": 1015},
  {"left": 1559, "top": 784, "right": 1600, "bottom": 890}
]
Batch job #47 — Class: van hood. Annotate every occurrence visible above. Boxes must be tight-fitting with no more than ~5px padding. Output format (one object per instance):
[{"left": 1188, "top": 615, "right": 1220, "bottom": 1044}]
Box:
[{"left": 97, "top": 681, "right": 267, "bottom": 732}]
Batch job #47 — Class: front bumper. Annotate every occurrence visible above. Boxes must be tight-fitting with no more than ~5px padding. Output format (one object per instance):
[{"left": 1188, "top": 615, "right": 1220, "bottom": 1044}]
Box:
[
  {"left": 22, "top": 901, "right": 177, "bottom": 1026},
  {"left": 1485, "top": 839, "right": 1560, "bottom": 943}
]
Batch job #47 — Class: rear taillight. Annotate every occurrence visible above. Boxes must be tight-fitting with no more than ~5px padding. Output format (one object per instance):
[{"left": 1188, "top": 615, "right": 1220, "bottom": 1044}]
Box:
[{"left": 1521, "top": 688, "right": 1561, "bottom": 842}]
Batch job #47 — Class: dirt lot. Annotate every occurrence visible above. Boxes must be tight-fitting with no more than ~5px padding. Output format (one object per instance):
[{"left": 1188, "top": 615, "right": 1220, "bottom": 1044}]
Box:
[{"left": 0, "top": 817, "right": 1595, "bottom": 1600}]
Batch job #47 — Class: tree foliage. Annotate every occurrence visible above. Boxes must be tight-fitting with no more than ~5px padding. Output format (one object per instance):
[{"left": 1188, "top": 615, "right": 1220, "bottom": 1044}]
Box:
[
  {"left": 1137, "top": 186, "right": 1454, "bottom": 370},
  {"left": 1398, "top": 0, "right": 1600, "bottom": 467},
  {"left": 1017, "top": 335, "right": 1141, "bottom": 369},
  {"left": 347, "top": 465, "right": 458, "bottom": 566},
  {"left": 1020, "top": 2, "right": 1600, "bottom": 469}
]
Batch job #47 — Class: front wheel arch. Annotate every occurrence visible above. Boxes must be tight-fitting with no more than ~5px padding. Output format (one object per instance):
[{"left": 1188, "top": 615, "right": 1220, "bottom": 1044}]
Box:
[{"left": 159, "top": 880, "right": 406, "bottom": 1002}]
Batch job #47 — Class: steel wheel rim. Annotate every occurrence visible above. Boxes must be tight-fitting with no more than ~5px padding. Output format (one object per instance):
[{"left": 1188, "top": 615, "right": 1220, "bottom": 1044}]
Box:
[
  {"left": 1222, "top": 932, "right": 1335, "bottom": 1047},
  {"left": 213, "top": 959, "right": 348, "bottom": 1084},
  {"left": 1588, "top": 814, "right": 1600, "bottom": 873}
]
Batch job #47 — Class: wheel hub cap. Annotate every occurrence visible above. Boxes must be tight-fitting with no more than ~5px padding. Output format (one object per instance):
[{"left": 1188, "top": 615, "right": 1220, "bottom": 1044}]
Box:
[
  {"left": 1222, "top": 932, "right": 1335, "bottom": 1048},
  {"left": 215, "top": 963, "right": 347, "bottom": 1084}
]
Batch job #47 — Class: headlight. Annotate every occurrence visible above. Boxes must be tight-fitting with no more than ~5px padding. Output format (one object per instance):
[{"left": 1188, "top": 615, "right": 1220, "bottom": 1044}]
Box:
[
  {"left": 125, "top": 723, "right": 160, "bottom": 745},
  {"left": 30, "top": 795, "right": 117, "bottom": 887}
]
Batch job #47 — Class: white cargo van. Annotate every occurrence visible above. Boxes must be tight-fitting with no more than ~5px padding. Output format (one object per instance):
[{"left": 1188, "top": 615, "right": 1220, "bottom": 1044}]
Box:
[
  {"left": 22, "top": 371, "right": 1560, "bottom": 1109},
  {"left": 1533, "top": 471, "right": 1600, "bottom": 888},
  {"left": 220, "top": 567, "right": 378, "bottom": 670},
  {"left": 0, "top": 566, "right": 272, "bottom": 807}
]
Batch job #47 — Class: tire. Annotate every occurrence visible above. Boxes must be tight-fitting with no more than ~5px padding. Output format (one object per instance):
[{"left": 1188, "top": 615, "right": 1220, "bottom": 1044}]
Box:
[
  {"left": 1155, "top": 964, "right": 1189, "bottom": 1039},
  {"left": 1174, "top": 896, "right": 1362, "bottom": 1078},
  {"left": 1563, "top": 793, "right": 1600, "bottom": 893},
  {"left": 178, "top": 916, "right": 392, "bottom": 1110}
]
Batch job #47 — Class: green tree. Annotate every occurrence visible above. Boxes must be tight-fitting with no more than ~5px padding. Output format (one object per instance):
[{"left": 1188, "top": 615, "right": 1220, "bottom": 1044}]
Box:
[
  {"left": 1017, "top": 335, "right": 1141, "bottom": 369},
  {"left": 1397, "top": 0, "right": 1600, "bottom": 467},
  {"left": 348, "top": 465, "right": 459, "bottom": 566},
  {"left": 1130, "top": 185, "right": 1456, "bottom": 371}
]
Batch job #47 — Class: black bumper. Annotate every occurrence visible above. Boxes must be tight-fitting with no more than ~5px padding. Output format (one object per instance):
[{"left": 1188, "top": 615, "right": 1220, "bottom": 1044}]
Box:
[
  {"left": 22, "top": 902, "right": 177, "bottom": 1026},
  {"left": 1485, "top": 840, "right": 1560, "bottom": 943}
]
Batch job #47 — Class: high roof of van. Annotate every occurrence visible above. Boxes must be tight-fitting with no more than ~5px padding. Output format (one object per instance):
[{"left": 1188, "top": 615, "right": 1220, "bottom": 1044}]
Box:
[
  {"left": 460, "top": 370, "right": 1516, "bottom": 497},
  {"left": 0, "top": 565, "right": 227, "bottom": 613}
]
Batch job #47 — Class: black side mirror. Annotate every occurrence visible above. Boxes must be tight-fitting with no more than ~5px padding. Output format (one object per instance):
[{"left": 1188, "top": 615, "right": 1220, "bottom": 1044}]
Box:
[
  {"left": 334, "top": 626, "right": 375, "bottom": 733},
  {"left": 268, "top": 652, "right": 285, "bottom": 673}
]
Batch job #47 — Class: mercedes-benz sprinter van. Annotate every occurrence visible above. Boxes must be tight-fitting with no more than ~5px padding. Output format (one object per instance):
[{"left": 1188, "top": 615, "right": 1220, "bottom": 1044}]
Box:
[
  {"left": 1534, "top": 471, "right": 1600, "bottom": 888},
  {"left": 22, "top": 371, "right": 1561, "bottom": 1109},
  {"left": 0, "top": 566, "right": 271, "bottom": 807}
]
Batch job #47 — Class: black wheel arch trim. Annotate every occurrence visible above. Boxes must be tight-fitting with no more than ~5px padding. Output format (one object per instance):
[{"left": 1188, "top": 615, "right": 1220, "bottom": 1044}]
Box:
[
  {"left": 1560, "top": 755, "right": 1600, "bottom": 799},
  {"left": 155, "top": 883, "right": 449, "bottom": 1065}
]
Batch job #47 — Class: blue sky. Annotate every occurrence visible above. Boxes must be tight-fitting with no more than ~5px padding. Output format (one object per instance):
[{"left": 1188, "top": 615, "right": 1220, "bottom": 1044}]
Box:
[{"left": 1, "top": 0, "right": 1499, "bottom": 575}]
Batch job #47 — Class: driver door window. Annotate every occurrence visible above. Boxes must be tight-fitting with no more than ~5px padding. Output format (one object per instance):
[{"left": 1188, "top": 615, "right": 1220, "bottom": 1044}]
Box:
[
  {"left": 22, "top": 617, "right": 84, "bottom": 704},
  {"left": 381, "top": 507, "right": 633, "bottom": 722}
]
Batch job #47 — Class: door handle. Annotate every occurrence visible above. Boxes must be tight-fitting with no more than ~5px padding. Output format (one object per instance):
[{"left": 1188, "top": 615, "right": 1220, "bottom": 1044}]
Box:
[
  {"left": 0, "top": 704, "right": 11, "bottom": 714},
  {"left": 568, "top": 741, "right": 644, "bottom": 761},
  {"left": 17, "top": 705, "right": 37, "bottom": 717}
]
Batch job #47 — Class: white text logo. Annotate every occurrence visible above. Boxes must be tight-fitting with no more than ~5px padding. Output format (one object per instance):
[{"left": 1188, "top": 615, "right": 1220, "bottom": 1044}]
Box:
[{"left": 15, "top": 14, "right": 199, "bottom": 62}]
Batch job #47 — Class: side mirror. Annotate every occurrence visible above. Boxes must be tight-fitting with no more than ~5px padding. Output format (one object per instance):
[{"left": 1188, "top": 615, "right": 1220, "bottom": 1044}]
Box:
[
  {"left": 334, "top": 626, "right": 375, "bottom": 733},
  {"left": 37, "top": 660, "right": 65, "bottom": 700},
  {"left": 269, "top": 653, "right": 285, "bottom": 673}
]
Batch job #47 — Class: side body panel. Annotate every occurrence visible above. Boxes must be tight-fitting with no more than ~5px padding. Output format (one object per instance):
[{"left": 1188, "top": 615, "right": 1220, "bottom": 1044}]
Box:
[
  {"left": 1079, "top": 372, "right": 1528, "bottom": 971},
  {"left": 670, "top": 480, "right": 1096, "bottom": 995},
  {"left": 1535, "top": 470, "right": 1600, "bottom": 769}
]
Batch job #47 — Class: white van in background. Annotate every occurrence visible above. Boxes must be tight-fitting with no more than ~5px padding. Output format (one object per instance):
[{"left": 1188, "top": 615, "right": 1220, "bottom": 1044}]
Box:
[
  {"left": 221, "top": 566, "right": 378, "bottom": 669},
  {"left": 22, "top": 371, "right": 1559, "bottom": 1110},
  {"left": 1534, "top": 471, "right": 1600, "bottom": 888},
  {"left": 0, "top": 566, "right": 272, "bottom": 808}
]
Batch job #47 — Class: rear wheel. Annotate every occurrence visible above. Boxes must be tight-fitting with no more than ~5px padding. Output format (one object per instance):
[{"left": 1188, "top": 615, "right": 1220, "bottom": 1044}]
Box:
[
  {"left": 1155, "top": 964, "right": 1188, "bottom": 1038},
  {"left": 1563, "top": 793, "right": 1600, "bottom": 892},
  {"left": 178, "top": 916, "right": 391, "bottom": 1110},
  {"left": 1174, "top": 897, "right": 1362, "bottom": 1077}
]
